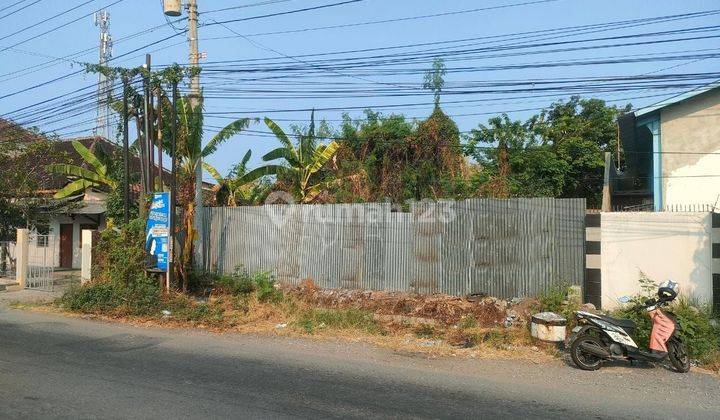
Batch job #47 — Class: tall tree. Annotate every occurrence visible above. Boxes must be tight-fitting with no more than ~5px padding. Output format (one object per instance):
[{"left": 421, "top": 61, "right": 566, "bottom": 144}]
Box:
[
  {"left": 465, "top": 114, "right": 568, "bottom": 198},
  {"left": 534, "top": 97, "right": 629, "bottom": 204},
  {"left": 423, "top": 58, "right": 447, "bottom": 108},
  {"left": 0, "top": 124, "right": 68, "bottom": 238},
  {"left": 465, "top": 97, "right": 629, "bottom": 203}
]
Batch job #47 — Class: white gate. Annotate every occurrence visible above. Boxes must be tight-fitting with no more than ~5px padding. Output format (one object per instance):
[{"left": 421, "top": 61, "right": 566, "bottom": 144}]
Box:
[{"left": 26, "top": 233, "right": 56, "bottom": 291}]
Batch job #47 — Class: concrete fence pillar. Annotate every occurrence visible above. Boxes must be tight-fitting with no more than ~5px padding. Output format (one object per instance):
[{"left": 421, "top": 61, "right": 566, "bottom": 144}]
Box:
[
  {"left": 81, "top": 229, "right": 98, "bottom": 284},
  {"left": 16, "top": 228, "right": 29, "bottom": 288}
]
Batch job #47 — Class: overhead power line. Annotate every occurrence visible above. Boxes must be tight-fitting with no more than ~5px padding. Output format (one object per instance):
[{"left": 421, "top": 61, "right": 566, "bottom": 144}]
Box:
[
  {"left": 203, "top": 0, "right": 296, "bottom": 15},
  {"left": 202, "top": 0, "right": 366, "bottom": 27},
  {"left": 0, "top": 0, "right": 43, "bottom": 22},
  {"left": 0, "top": 0, "right": 96, "bottom": 43},
  {"left": 0, "top": 0, "right": 125, "bottom": 53}
]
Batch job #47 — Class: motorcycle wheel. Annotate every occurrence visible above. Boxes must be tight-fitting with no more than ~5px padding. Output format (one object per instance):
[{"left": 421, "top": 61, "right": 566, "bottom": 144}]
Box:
[
  {"left": 667, "top": 339, "right": 691, "bottom": 373},
  {"left": 570, "top": 334, "right": 604, "bottom": 371}
]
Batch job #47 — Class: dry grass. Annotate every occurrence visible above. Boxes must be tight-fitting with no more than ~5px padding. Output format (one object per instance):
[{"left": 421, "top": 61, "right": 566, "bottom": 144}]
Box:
[{"left": 28, "top": 291, "right": 557, "bottom": 364}]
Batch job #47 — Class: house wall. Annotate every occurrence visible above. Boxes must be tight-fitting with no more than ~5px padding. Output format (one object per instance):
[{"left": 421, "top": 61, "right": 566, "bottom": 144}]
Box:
[
  {"left": 600, "top": 212, "right": 713, "bottom": 310},
  {"left": 48, "top": 214, "right": 105, "bottom": 269},
  {"left": 660, "top": 88, "right": 720, "bottom": 207}
]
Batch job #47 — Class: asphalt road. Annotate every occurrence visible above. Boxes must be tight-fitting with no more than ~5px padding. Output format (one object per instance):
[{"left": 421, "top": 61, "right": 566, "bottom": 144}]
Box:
[{"left": 0, "top": 307, "right": 718, "bottom": 419}]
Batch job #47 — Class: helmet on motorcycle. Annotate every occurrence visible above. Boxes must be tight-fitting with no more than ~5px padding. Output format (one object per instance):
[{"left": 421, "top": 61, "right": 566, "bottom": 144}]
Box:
[{"left": 658, "top": 280, "right": 678, "bottom": 302}]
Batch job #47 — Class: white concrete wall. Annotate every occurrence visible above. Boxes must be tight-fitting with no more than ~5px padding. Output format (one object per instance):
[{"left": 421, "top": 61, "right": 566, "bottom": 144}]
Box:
[
  {"left": 660, "top": 88, "right": 720, "bottom": 207},
  {"left": 47, "top": 215, "right": 105, "bottom": 269},
  {"left": 80, "top": 230, "right": 94, "bottom": 283},
  {"left": 600, "top": 212, "right": 713, "bottom": 310}
]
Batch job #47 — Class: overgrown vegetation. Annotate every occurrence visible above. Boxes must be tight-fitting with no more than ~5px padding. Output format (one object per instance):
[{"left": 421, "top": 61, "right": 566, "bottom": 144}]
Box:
[
  {"left": 535, "top": 283, "right": 581, "bottom": 324},
  {"left": 61, "top": 219, "right": 161, "bottom": 316},
  {"left": 0, "top": 123, "right": 68, "bottom": 239},
  {"left": 295, "top": 307, "right": 382, "bottom": 334},
  {"left": 213, "top": 265, "right": 283, "bottom": 303},
  {"left": 611, "top": 274, "right": 720, "bottom": 364}
]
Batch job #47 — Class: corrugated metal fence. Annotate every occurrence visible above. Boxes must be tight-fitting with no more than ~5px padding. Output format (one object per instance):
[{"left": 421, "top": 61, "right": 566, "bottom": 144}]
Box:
[{"left": 198, "top": 198, "right": 586, "bottom": 298}]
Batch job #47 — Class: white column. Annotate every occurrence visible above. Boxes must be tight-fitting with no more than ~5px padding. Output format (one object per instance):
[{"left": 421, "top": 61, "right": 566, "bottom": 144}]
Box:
[
  {"left": 16, "top": 229, "right": 29, "bottom": 288},
  {"left": 81, "top": 229, "right": 94, "bottom": 284}
]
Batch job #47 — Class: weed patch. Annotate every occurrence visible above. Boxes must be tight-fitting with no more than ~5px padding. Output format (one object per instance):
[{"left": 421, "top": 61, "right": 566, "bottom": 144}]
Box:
[{"left": 294, "top": 307, "right": 383, "bottom": 334}]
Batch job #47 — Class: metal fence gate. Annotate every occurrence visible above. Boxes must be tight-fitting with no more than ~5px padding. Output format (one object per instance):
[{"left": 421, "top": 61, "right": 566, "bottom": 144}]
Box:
[
  {"left": 0, "top": 241, "right": 15, "bottom": 280},
  {"left": 26, "top": 233, "right": 56, "bottom": 291}
]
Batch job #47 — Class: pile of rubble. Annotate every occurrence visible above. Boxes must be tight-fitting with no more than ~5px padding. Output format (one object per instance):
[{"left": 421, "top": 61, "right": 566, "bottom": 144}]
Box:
[{"left": 281, "top": 280, "right": 540, "bottom": 327}]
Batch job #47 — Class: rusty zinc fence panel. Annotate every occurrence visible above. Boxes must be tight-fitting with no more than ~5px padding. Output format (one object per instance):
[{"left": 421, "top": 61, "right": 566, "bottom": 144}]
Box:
[{"left": 198, "top": 197, "right": 585, "bottom": 299}]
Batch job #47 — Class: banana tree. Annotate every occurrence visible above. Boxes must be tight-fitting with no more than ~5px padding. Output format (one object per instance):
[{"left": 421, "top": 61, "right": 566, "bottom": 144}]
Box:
[
  {"left": 208, "top": 150, "right": 270, "bottom": 206},
  {"left": 167, "top": 95, "right": 252, "bottom": 289},
  {"left": 47, "top": 140, "right": 118, "bottom": 199},
  {"left": 242, "top": 112, "right": 339, "bottom": 203}
]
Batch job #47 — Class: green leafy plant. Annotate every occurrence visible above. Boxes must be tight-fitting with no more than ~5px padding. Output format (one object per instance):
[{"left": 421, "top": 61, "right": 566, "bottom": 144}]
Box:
[
  {"left": 252, "top": 271, "right": 282, "bottom": 303},
  {"left": 536, "top": 283, "right": 579, "bottom": 322},
  {"left": 210, "top": 150, "right": 271, "bottom": 206},
  {"left": 46, "top": 140, "right": 118, "bottom": 198},
  {"left": 214, "top": 266, "right": 255, "bottom": 296},
  {"left": 458, "top": 314, "right": 478, "bottom": 329},
  {"left": 242, "top": 111, "right": 341, "bottom": 203}
]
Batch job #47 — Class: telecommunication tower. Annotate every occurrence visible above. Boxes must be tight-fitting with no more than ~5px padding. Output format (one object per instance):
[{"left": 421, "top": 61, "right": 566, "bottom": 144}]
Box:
[{"left": 93, "top": 11, "right": 113, "bottom": 141}]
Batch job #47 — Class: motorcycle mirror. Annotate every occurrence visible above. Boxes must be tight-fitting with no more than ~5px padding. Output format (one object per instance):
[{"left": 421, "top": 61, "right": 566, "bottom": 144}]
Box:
[{"left": 617, "top": 296, "right": 631, "bottom": 303}]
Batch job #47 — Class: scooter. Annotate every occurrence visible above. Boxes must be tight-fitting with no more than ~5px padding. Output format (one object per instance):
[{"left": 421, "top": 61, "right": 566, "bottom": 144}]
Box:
[{"left": 567, "top": 281, "right": 690, "bottom": 372}]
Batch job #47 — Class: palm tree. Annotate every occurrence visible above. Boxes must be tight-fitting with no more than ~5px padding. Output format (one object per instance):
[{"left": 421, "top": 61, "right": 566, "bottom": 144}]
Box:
[
  {"left": 243, "top": 112, "right": 339, "bottom": 203},
  {"left": 47, "top": 140, "right": 117, "bottom": 199},
  {"left": 208, "top": 150, "right": 270, "bottom": 206}
]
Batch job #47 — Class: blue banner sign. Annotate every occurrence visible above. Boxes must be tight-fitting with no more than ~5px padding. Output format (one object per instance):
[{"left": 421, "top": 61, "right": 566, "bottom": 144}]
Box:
[{"left": 146, "top": 192, "right": 170, "bottom": 271}]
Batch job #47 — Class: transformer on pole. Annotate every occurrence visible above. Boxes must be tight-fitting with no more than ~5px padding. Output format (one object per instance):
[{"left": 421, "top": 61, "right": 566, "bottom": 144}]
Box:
[{"left": 93, "top": 10, "right": 113, "bottom": 141}]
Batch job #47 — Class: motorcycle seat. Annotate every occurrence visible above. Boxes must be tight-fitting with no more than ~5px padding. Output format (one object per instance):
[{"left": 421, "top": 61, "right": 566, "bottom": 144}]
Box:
[{"left": 597, "top": 314, "right": 636, "bottom": 329}]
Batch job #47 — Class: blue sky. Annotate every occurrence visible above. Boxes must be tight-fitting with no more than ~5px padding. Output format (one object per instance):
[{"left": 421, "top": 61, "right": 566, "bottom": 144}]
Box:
[{"left": 1, "top": 0, "right": 718, "bottom": 177}]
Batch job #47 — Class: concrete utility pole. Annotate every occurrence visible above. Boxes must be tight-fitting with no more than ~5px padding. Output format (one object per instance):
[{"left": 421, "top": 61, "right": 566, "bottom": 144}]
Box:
[
  {"left": 143, "top": 54, "right": 153, "bottom": 194},
  {"left": 187, "top": 0, "right": 200, "bottom": 106},
  {"left": 187, "top": 0, "right": 204, "bottom": 269},
  {"left": 93, "top": 10, "right": 113, "bottom": 141}
]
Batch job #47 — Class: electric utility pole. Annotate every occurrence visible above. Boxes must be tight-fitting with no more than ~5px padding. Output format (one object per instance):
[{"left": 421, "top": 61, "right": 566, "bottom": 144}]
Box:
[
  {"left": 163, "top": 0, "right": 204, "bottom": 280},
  {"left": 93, "top": 10, "right": 113, "bottom": 141},
  {"left": 187, "top": 0, "right": 204, "bottom": 270}
]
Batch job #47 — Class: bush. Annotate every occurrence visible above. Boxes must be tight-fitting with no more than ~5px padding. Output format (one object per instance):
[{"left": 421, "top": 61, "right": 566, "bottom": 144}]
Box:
[
  {"left": 92, "top": 218, "right": 148, "bottom": 286},
  {"left": 214, "top": 271, "right": 254, "bottom": 296},
  {"left": 61, "top": 282, "right": 124, "bottom": 313},
  {"left": 252, "top": 271, "right": 282, "bottom": 303},
  {"left": 61, "top": 219, "right": 162, "bottom": 316},
  {"left": 536, "top": 283, "right": 579, "bottom": 322},
  {"left": 611, "top": 274, "right": 720, "bottom": 360},
  {"left": 204, "top": 266, "right": 282, "bottom": 303},
  {"left": 60, "top": 275, "right": 161, "bottom": 316}
]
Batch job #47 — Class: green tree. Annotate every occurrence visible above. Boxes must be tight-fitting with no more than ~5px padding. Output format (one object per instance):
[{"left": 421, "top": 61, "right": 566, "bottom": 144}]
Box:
[
  {"left": 243, "top": 112, "right": 340, "bottom": 203},
  {"left": 465, "top": 114, "right": 568, "bottom": 198},
  {"left": 0, "top": 123, "right": 69, "bottom": 239},
  {"left": 465, "top": 97, "right": 629, "bottom": 204},
  {"left": 423, "top": 58, "right": 447, "bottom": 108},
  {"left": 533, "top": 97, "right": 629, "bottom": 205}
]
